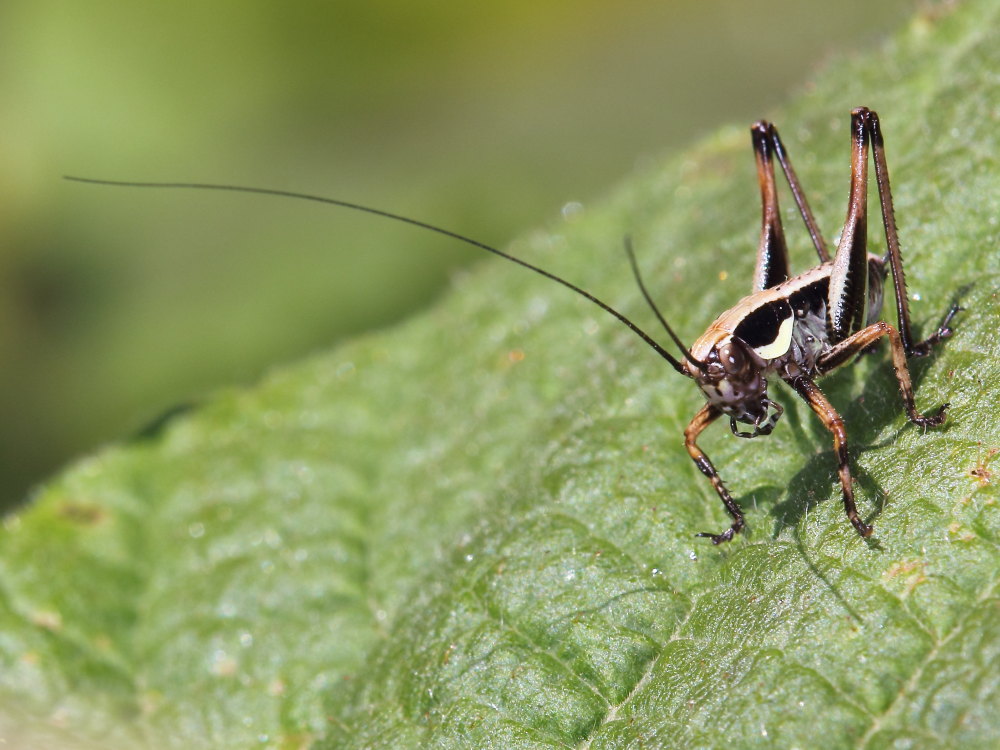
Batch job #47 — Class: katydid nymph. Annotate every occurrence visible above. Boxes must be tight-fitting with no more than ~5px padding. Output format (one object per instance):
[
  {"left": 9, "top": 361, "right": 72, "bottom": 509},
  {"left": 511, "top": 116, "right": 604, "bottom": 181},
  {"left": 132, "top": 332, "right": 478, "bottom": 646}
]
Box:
[{"left": 67, "top": 107, "right": 957, "bottom": 543}]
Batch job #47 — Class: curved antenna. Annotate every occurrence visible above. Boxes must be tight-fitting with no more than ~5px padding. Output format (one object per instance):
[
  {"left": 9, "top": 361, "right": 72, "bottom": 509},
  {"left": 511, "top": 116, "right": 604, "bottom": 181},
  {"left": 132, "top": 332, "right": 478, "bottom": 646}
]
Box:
[
  {"left": 65, "top": 176, "right": 690, "bottom": 375},
  {"left": 623, "top": 236, "right": 703, "bottom": 370}
]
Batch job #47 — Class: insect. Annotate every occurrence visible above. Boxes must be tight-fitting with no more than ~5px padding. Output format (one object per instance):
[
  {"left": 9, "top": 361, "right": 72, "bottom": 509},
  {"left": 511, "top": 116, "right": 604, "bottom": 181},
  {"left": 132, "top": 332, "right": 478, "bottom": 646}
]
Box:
[{"left": 67, "top": 107, "right": 957, "bottom": 543}]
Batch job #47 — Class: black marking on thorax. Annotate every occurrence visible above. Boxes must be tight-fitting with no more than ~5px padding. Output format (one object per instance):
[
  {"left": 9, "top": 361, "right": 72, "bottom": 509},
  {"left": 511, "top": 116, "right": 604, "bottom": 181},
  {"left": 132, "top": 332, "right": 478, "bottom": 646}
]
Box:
[
  {"left": 788, "top": 275, "right": 830, "bottom": 320},
  {"left": 734, "top": 298, "right": 792, "bottom": 349}
]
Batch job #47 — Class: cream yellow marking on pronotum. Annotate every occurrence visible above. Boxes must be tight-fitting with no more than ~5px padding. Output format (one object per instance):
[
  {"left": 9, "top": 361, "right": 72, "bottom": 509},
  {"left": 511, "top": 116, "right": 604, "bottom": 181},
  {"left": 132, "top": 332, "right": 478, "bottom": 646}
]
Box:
[{"left": 753, "top": 314, "right": 794, "bottom": 360}]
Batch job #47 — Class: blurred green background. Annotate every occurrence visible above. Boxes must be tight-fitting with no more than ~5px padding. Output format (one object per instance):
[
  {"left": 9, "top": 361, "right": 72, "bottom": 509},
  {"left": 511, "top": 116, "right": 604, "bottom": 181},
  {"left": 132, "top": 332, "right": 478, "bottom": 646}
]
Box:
[{"left": 0, "top": 0, "right": 917, "bottom": 511}]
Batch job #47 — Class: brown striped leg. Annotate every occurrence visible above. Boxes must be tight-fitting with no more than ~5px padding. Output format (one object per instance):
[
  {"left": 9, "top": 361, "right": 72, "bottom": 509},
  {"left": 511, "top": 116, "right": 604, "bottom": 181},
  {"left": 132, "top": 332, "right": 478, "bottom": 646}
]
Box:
[
  {"left": 816, "top": 321, "right": 949, "bottom": 428},
  {"left": 685, "top": 404, "right": 746, "bottom": 544},
  {"left": 827, "top": 108, "right": 873, "bottom": 344},
  {"left": 785, "top": 376, "right": 873, "bottom": 538},
  {"left": 750, "top": 121, "right": 791, "bottom": 291}
]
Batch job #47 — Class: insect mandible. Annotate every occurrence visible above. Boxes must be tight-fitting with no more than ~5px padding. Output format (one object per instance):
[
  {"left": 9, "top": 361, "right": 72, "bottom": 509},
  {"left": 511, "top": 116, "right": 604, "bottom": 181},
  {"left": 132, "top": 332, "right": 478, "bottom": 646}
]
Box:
[{"left": 67, "top": 107, "right": 958, "bottom": 543}]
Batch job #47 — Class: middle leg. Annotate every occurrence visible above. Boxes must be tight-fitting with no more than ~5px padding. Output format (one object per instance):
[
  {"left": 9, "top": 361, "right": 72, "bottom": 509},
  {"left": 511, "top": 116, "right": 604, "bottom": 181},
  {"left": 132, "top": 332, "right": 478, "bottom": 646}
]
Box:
[
  {"left": 785, "top": 376, "right": 873, "bottom": 538},
  {"left": 816, "top": 320, "right": 949, "bottom": 428}
]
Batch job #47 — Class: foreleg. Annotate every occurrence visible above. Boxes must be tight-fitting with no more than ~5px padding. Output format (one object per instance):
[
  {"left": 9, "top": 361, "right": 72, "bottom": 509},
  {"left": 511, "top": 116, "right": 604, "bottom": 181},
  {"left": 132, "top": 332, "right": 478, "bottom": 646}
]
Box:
[{"left": 685, "top": 404, "right": 746, "bottom": 544}]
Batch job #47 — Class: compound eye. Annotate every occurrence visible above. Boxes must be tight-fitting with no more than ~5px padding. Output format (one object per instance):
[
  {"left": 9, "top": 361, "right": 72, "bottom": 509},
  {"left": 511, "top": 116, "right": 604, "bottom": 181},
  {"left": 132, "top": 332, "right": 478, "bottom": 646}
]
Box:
[{"left": 719, "top": 342, "right": 748, "bottom": 376}]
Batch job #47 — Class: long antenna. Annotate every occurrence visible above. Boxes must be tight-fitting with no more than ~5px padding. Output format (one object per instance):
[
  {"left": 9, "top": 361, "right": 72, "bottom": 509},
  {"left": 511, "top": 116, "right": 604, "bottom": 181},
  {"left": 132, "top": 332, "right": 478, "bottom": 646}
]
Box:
[
  {"left": 65, "top": 176, "right": 691, "bottom": 375},
  {"left": 623, "top": 236, "right": 703, "bottom": 370}
]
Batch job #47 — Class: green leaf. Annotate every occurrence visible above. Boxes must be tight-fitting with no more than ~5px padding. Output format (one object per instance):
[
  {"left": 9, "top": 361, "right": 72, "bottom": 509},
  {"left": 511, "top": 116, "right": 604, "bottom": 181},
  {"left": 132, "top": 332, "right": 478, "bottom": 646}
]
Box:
[{"left": 3, "top": 2, "right": 999, "bottom": 747}]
